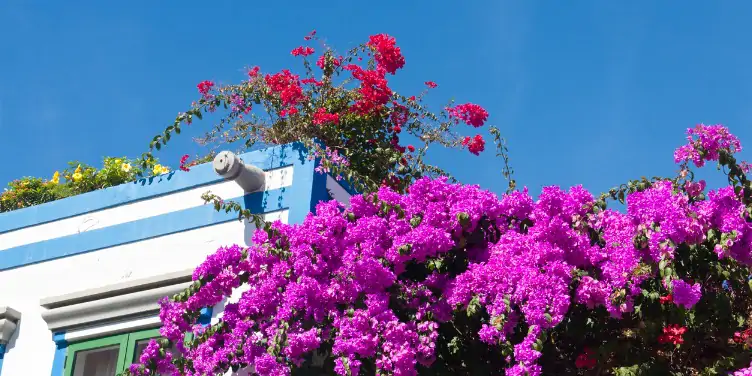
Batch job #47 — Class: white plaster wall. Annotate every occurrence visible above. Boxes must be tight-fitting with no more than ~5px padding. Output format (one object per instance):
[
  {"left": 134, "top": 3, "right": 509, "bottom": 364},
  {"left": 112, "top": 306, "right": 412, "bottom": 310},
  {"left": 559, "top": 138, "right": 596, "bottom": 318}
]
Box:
[
  {"left": 326, "top": 176, "right": 352, "bottom": 208},
  {"left": 0, "top": 209, "right": 288, "bottom": 376}
]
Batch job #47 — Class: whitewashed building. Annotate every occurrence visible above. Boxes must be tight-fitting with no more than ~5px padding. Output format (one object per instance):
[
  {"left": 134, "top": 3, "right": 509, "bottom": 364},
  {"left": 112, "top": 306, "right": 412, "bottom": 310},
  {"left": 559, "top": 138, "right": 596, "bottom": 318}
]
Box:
[{"left": 0, "top": 143, "right": 352, "bottom": 376}]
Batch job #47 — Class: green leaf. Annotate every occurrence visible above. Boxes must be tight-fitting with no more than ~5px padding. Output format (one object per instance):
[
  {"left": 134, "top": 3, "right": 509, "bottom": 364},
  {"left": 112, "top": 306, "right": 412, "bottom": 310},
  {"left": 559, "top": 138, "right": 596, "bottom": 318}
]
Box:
[{"left": 467, "top": 296, "right": 480, "bottom": 317}]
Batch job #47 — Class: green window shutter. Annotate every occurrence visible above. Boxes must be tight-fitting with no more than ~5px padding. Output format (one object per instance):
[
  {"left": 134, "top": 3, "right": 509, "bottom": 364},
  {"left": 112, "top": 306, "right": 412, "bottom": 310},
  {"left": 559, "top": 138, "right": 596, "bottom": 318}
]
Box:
[
  {"left": 62, "top": 326, "right": 189, "bottom": 375},
  {"left": 63, "top": 333, "right": 129, "bottom": 376},
  {"left": 122, "top": 328, "right": 161, "bottom": 366}
]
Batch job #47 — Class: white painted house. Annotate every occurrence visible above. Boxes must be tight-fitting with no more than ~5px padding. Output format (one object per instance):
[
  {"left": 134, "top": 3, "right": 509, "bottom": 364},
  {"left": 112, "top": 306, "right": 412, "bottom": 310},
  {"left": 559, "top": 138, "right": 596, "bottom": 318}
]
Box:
[{"left": 0, "top": 143, "right": 352, "bottom": 376}]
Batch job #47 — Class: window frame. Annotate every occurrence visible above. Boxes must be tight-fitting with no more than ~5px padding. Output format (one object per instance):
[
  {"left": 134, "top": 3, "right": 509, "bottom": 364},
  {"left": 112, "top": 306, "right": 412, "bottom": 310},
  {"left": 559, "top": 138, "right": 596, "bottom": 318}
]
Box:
[{"left": 63, "top": 328, "right": 163, "bottom": 376}]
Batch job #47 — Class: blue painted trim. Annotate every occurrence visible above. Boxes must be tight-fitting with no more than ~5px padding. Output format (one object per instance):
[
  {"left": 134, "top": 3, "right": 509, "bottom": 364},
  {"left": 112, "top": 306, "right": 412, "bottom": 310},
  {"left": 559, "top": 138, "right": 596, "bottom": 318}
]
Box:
[
  {"left": 285, "top": 152, "right": 319, "bottom": 225},
  {"left": 0, "top": 187, "right": 293, "bottom": 271},
  {"left": 0, "top": 143, "right": 306, "bottom": 235},
  {"left": 310, "top": 162, "right": 332, "bottom": 214},
  {"left": 0, "top": 343, "right": 6, "bottom": 375},
  {"left": 50, "top": 332, "right": 67, "bottom": 376},
  {"left": 198, "top": 307, "right": 212, "bottom": 326}
]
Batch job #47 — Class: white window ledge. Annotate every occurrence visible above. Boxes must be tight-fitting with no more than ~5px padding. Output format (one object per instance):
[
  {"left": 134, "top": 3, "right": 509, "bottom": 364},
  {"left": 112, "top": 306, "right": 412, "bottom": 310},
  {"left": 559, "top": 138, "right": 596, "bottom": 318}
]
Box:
[
  {"left": 0, "top": 306, "right": 21, "bottom": 344},
  {"left": 40, "top": 270, "right": 193, "bottom": 333}
]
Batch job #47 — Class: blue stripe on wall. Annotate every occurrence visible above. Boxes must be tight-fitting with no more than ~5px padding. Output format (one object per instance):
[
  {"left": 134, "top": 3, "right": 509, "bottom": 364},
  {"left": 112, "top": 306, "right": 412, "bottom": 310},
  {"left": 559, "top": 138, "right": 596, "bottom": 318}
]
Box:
[
  {"left": 50, "top": 332, "right": 67, "bottom": 376},
  {"left": 0, "top": 343, "right": 6, "bottom": 376},
  {"left": 0, "top": 143, "right": 307, "bottom": 235},
  {"left": 0, "top": 187, "right": 293, "bottom": 271}
]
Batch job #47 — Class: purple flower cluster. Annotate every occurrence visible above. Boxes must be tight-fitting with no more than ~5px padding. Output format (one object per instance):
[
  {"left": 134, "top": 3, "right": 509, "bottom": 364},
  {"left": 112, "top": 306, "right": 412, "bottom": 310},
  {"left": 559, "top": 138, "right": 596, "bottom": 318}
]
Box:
[
  {"left": 674, "top": 123, "right": 742, "bottom": 167},
  {"left": 671, "top": 279, "right": 702, "bottom": 309},
  {"left": 128, "top": 124, "right": 752, "bottom": 375}
]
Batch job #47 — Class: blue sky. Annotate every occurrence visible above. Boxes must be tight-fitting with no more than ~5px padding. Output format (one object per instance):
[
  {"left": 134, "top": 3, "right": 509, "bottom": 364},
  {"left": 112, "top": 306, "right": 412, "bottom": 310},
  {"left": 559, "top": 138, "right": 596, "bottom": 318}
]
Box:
[{"left": 2, "top": 1, "right": 752, "bottom": 198}]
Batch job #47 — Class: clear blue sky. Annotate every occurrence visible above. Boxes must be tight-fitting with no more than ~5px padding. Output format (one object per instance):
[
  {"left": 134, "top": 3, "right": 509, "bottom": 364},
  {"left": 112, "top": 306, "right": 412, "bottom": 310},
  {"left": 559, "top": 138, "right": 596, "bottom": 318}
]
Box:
[{"left": 2, "top": 1, "right": 752, "bottom": 197}]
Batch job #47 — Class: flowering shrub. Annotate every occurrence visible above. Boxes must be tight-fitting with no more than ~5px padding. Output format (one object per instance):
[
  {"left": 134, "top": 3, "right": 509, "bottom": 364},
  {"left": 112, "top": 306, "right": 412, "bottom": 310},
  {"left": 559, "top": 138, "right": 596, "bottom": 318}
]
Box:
[
  {"left": 124, "top": 124, "right": 752, "bottom": 375},
  {"left": 143, "top": 32, "right": 498, "bottom": 194},
  {"left": 0, "top": 156, "right": 167, "bottom": 213}
]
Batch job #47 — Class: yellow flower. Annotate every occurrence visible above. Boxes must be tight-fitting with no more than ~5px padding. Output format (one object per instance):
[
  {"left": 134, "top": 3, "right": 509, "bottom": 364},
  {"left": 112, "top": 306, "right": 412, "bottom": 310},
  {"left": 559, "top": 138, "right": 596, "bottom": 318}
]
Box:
[
  {"left": 121, "top": 163, "right": 132, "bottom": 173},
  {"left": 72, "top": 172, "right": 83, "bottom": 182},
  {"left": 153, "top": 164, "right": 170, "bottom": 175},
  {"left": 114, "top": 158, "right": 122, "bottom": 164},
  {"left": 74, "top": 164, "right": 82, "bottom": 174},
  {"left": 51, "top": 171, "right": 60, "bottom": 185}
]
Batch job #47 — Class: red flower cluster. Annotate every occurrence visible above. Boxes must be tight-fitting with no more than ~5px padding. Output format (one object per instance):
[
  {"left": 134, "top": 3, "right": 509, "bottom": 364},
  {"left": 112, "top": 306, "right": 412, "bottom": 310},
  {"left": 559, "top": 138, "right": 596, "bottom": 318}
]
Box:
[
  {"left": 390, "top": 104, "right": 409, "bottom": 128},
  {"left": 197, "top": 80, "right": 214, "bottom": 96},
  {"left": 367, "top": 34, "right": 405, "bottom": 75},
  {"left": 658, "top": 324, "right": 687, "bottom": 345},
  {"left": 312, "top": 108, "right": 340, "bottom": 126},
  {"left": 659, "top": 294, "right": 673, "bottom": 304},
  {"left": 425, "top": 81, "right": 438, "bottom": 89},
  {"left": 462, "top": 134, "right": 485, "bottom": 155},
  {"left": 291, "top": 46, "right": 315, "bottom": 57},
  {"left": 265, "top": 70, "right": 306, "bottom": 116},
  {"left": 407, "top": 145, "right": 415, "bottom": 152},
  {"left": 733, "top": 329, "right": 752, "bottom": 345},
  {"left": 346, "top": 64, "right": 392, "bottom": 115},
  {"left": 574, "top": 347, "right": 597, "bottom": 369},
  {"left": 179, "top": 154, "right": 191, "bottom": 172},
  {"left": 247, "top": 66, "right": 260, "bottom": 79},
  {"left": 301, "top": 78, "right": 323, "bottom": 87},
  {"left": 448, "top": 103, "right": 489, "bottom": 128}
]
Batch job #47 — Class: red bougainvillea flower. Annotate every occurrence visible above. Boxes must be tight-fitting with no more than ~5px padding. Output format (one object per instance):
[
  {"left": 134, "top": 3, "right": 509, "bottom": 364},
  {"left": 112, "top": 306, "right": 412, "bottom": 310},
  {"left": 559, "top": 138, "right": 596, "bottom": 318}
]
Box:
[
  {"left": 312, "top": 108, "right": 340, "bottom": 126},
  {"left": 462, "top": 134, "right": 485, "bottom": 155},
  {"left": 658, "top": 324, "right": 687, "bottom": 345},
  {"left": 301, "top": 78, "right": 323, "bottom": 87},
  {"left": 197, "top": 80, "right": 214, "bottom": 96},
  {"left": 659, "top": 294, "right": 673, "bottom": 304},
  {"left": 448, "top": 103, "right": 489, "bottom": 128},
  {"left": 407, "top": 145, "right": 415, "bottom": 152},
  {"left": 367, "top": 34, "right": 405, "bottom": 75},
  {"left": 345, "top": 64, "right": 392, "bottom": 115},
  {"left": 574, "top": 347, "right": 597, "bottom": 369},
  {"left": 734, "top": 329, "right": 752, "bottom": 344},
  {"left": 265, "top": 70, "right": 306, "bottom": 114},
  {"left": 291, "top": 46, "right": 315, "bottom": 57},
  {"left": 247, "top": 66, "right": 260, "bottom": 79},
  {"left": 425, "top": 81, "right": 438, "bottom": 89},
  {"left": 179, "top": 155, "right": 191, "bottom": 172},
  {"left": 390, "top": 104, "right": 409, "bottom": 128}
]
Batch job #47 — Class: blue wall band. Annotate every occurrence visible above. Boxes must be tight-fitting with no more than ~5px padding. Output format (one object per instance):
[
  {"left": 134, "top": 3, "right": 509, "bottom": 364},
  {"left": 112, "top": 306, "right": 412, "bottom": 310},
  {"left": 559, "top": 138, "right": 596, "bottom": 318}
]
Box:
[
  {"left": 50, "top": 332, "right": 67, "bottom": 376},
  {"left": 0, "top": 343, "right": 6, "bottom": 375}
]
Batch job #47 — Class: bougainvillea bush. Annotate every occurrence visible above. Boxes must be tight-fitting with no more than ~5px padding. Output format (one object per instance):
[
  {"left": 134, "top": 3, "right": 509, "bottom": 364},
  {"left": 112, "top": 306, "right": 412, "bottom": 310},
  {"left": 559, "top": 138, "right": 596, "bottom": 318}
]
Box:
[
  {"left": 126, "top": 122, "right": 752, "bottom": 375},
  {"left": 142, "top": 31, "right": 507, "bottom": 195}
]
